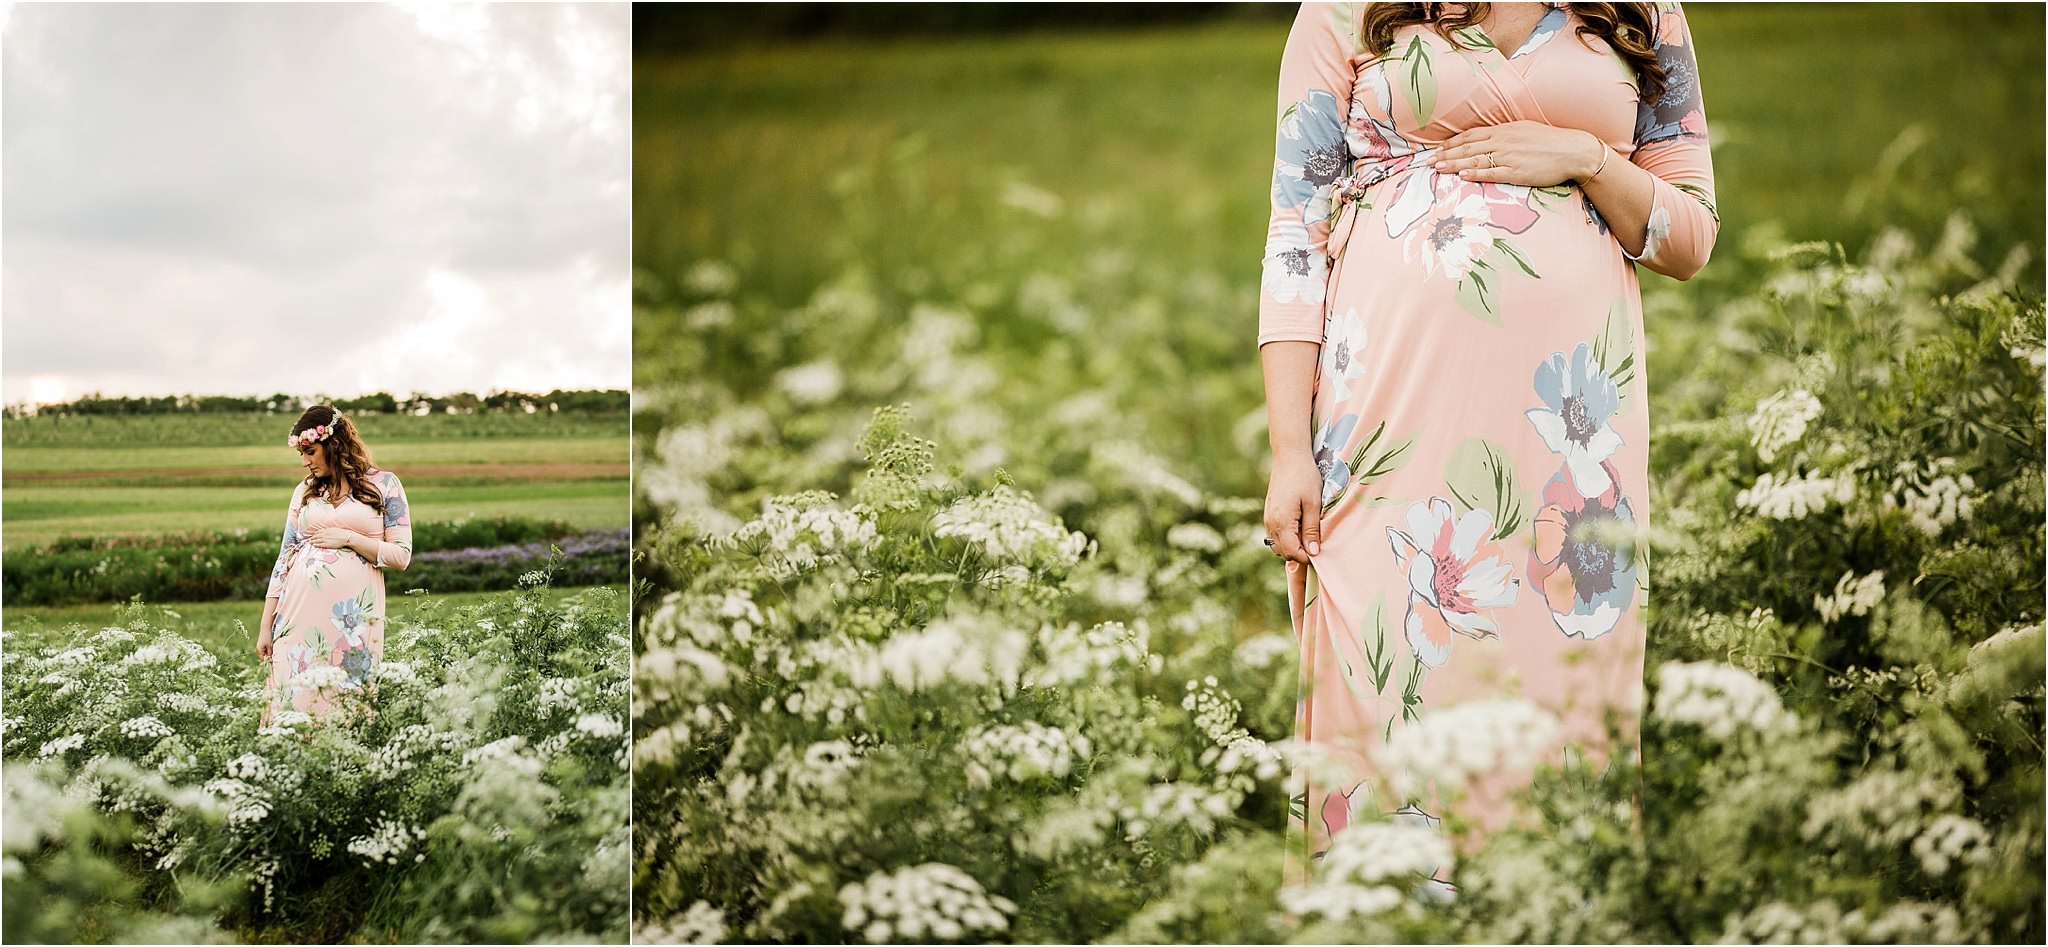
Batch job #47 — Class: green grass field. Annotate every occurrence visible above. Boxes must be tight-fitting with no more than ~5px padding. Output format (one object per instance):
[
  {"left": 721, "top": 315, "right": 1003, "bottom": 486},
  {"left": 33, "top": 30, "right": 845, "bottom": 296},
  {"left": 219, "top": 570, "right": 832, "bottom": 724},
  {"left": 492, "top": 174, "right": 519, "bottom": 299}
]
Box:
[
  {"left": 1, "top": 413, "right": 628, "bottom": 549},
  {"left": 636, "top": 4, "right": 2043, "bottom": 308},
  {"left": 2, "top": 584, "right": 623, "bottom": 668}
]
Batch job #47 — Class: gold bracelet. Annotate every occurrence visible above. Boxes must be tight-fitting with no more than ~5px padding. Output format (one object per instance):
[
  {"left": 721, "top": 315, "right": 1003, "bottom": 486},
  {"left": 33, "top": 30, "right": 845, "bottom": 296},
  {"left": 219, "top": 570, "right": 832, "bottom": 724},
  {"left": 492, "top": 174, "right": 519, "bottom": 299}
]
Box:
[{"left": 1580, "top": 138, "right": 1610, "bottom": 186}]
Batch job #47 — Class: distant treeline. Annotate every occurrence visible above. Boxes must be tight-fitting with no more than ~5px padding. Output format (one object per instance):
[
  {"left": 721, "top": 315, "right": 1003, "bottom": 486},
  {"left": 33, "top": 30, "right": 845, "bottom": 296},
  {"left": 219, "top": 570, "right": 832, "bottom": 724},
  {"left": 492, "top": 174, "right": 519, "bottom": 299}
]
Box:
[
  {"left": 634, "top": 2, "right": 1293, "bottom": 54},
  {"left": 7, "top": 389, "right": 628, "bottom": 419}
]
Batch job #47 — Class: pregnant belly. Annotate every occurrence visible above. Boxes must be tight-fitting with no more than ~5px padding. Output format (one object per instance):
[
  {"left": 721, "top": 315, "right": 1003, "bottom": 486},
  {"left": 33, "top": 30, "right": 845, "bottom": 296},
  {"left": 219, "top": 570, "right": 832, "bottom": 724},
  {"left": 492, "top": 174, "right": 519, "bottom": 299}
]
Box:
[{"left": 1329, "top": 167, "right": 1630, "bottom": 325}]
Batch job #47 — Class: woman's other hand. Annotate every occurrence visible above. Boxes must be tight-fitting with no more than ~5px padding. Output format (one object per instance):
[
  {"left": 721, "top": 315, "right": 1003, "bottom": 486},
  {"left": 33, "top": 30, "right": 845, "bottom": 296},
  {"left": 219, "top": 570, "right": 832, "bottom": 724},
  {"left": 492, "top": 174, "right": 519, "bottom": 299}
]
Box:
[
  {"left": 1429, "top": 121, "right": 1607, "bottom": 187},
  {"left": 305, "top": 526, "right": 359, "bottom": 550},
  {"left": 1264, "top": 455, "right": 1324, "bottom": 565},
  {"left": 257, "top": 625, "right": 274, "bottom": 660}
]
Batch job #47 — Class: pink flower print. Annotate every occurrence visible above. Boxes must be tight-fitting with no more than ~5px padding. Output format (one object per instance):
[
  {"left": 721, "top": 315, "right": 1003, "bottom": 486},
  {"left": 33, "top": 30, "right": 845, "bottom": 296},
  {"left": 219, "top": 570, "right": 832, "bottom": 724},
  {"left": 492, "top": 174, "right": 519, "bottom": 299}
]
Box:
[
  {"left": 1473, "top": 181, "right": 1541, "bottom": 235},
  {"left": 1403, "top": 192, "right": 1494, "bottom": 281},
  {"left": 1528, "top": 459, "right": 1639, "bottom": 641},
  {"left": 1320, "top": 781, "right": 1369, "bottom": 842},
  {"left": 1679, "top": 109, "right": 1708, "bottom": 138},
  {"left": 1386, "top": 497, "right": 1523, "bottom": 668}
]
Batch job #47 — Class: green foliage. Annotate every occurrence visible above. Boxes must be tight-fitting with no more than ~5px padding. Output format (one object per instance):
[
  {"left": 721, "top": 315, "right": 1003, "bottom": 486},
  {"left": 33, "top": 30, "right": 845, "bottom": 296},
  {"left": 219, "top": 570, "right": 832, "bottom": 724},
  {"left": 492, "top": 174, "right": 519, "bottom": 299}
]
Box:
[
  {"left": 1, "top": 579, "right": 629, "bottom": 943},
  {"left": 2, "top": 518, "right": 624, "bottom": 606}
]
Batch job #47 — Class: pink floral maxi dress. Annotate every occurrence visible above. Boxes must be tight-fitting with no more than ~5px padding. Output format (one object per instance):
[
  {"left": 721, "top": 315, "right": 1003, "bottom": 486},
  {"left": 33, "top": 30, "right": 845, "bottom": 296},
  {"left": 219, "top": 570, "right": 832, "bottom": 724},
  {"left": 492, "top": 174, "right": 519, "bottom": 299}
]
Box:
[
  {"left": 1258, "top": 1, "right": 1718, "bottom": 882},
  {"left": 263, "top": 470, "right": 413, "bottom": 720}
]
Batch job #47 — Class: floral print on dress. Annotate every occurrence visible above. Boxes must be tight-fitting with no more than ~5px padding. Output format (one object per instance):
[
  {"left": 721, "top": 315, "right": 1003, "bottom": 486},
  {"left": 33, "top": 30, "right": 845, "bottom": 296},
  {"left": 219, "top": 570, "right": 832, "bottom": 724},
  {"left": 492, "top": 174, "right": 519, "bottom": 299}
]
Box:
[
  {"left": 1528, "top": 459, "right": 1639, "bottom": 641},
  {"left": 1385, "top": 497, "right": 1522, "bottom": 669},
  {"left": 1320, "top": 308, "right": 1370, "bottom": 403},
  {"left": 1525, "top": 342, "right": 1626, "bottom": 499}
]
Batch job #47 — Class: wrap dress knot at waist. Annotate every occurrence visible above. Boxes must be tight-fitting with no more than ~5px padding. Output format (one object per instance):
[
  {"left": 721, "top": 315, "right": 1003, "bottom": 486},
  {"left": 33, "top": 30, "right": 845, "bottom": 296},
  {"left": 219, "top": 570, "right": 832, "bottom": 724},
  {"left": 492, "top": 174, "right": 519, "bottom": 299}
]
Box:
[{"left": 1323, "top": 146, "right": 1440, "bottom": 269}]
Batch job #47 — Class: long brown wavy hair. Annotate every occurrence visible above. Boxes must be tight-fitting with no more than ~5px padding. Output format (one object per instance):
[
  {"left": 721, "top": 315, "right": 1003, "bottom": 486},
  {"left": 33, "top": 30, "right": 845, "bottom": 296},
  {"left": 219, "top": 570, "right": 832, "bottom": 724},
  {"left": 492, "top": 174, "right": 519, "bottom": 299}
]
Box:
[
  {"left": 292, "top": 405, "right": 383, "bottom": 511},
  {"left": 1361, "top": 2, "right": 1668, "bottom": 104}
]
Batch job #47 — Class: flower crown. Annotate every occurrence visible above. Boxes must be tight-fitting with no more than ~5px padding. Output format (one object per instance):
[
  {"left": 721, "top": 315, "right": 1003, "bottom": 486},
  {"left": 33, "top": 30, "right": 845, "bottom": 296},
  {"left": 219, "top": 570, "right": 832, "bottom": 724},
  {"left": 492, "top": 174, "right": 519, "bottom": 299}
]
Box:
[{"left": 287, "top": 421, "right": 337, "bottom": 449}]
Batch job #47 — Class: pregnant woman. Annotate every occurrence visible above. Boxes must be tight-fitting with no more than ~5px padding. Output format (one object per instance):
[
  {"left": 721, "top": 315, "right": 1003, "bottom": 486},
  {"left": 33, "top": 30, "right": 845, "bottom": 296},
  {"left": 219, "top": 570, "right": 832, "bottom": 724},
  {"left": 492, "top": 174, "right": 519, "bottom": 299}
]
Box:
[
  {"left": 1258, "top": 1, "right": 1717, "bottom": 882},
  {"left": 257, "top": 405, "right": 414, "bottom": 722}
]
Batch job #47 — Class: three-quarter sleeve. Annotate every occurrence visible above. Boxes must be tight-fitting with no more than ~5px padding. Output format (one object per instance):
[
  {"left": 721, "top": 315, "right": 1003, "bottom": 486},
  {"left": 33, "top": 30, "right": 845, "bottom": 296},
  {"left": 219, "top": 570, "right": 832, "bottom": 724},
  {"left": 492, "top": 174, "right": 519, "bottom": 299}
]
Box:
[
  {"left": 1619, "top": 0, "right": 1719, "bottom": 281},
  {"left": 1258, "top": 2, "right": 1359, "bottom": 348},
  {"left": 266, "top": 482, "right": 308, "bottom": 600},
  {"left": 372, "top": 471, "right": 413, "bottom": 571}
]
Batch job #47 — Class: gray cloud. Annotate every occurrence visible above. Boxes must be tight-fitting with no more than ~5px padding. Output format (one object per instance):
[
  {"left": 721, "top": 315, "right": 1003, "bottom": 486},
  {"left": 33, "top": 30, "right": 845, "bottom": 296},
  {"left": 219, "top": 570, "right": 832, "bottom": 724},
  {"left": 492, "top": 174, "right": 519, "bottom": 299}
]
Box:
[{"left": 1, "top": 1, "right": 629, "bottom": 403}]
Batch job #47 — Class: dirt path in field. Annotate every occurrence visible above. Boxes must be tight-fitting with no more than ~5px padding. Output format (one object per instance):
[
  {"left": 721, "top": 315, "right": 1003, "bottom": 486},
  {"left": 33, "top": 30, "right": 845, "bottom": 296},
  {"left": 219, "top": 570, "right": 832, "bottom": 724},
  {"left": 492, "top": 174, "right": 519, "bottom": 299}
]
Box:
[{"left": 6, "top": 462, "right": 628, "bottom": 483}]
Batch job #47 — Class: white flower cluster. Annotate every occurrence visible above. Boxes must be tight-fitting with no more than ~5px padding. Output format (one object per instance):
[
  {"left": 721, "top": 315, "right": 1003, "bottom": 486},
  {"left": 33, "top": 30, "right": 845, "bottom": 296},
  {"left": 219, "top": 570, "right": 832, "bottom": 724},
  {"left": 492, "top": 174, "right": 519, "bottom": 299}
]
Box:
[
  {"left": 1091, "top": 440, "right": 1206, "bottom": 508},
  {"left": 1911, "top": 814, "right": 1992, "bottom": 877},
  {"left": 1279, "top": 822, "right": 1455, "bottom": 921},
  {"left": 376, "top": 661, "right": 419, "bottom": 686},
  {"left": 1165, "top": 522, "right": 1226, "bottom": 553},
  {"left": 463, "top": 734, "right": 530, "bottom": 767},
  {"left": 123, "top": 640, "right": 217, "bottom": 672},
  {"left": 1880, "top": 457, "right": 1976, "bottom": 536},
  {"left": 1801, "top": 769, "right": 1960, "bottom": 849},
  {"left": 257, "top": 709, "right": 314, "bottom": 737},
  {"left": 292, "top": 665, "right": 351, "bottom": 691},
  {"left": 931, "top": 485, "right": 1091, "bottom": 568},
  {"left": 1204, "top": 732, "right": 1285, "bottom": 783},
  {"left": 1180, "top": 676, "right": 1242, "bottom": 745},
  {"left": 638, "top": 900, "right": 728, "bottom": 945},
  {"left": 1233, "top": 633, "right": 1295, "bottom": 671},
  {"left": 1118, "top": 781, "right": 1236, "bottom": 839},
  {"left": 738, "top": 740, "right": 865, "bottom": 808},
  {"left": 683, "top": 258, "right": 739, "bottom": 296},
  {"left": 646, "top": 589, "right": 766, "bottom": 651},
  {"left": 226, "top": 753, "right": 270, "bottom": 782},
  {"left": 1814, "top": 569, "right": 1886, "bottom": 623},
  {"left": 1370, "top": 698, "right": 1561, "bottom": 799},
  {"left": 1735, "top": 469, "right": 1855, "bottom": 520},
  {"left": 638, "top": 643, "right": 731, "bottom": 707},
  {"left": 845, "top": 615, "right": 1029, "bottom": 694},
  {"left": 633, "top": 704, "right": 735, "bottom": 771},
  {"left": 838, "top": 862, "right": 1017, "bottom": 943},
  {"left": 1746, "top": 387, "right": 1823, "bottom": 463},
  {"left": 732, "top": 495, "right": 880, "bottom": 578},
  {"left": 203, "top": 777, "right": 271, "bottom": 827},
  {"left": 1022, "top": 620, "right": 1154, "bottom": 689},
  {"left": 119, "top": 715, "right": 174, "bottom": 741},
  {"left": 776, "top": 359, "right": 844, "bottom": 405},
  {"left": 1716, "top": 899, "right": 1968, "bottom": 944},
  {"left": 372, "top": 724, "right": 465, "bottom": 777},
  {"left": 346, "top": 818, "right": 427, "bottom": 866},
  {"left": 959, "top": 721, "right": 1092, "bottom": 789},
  {"left": 1653, "top": 662, "right": 1797, "bottom": 741},
  {"left": 575, "top": 713, "right": 625, "bottom": 740},
  {"left": 36, "top": 733, "right": 85, "bottom": 759}
]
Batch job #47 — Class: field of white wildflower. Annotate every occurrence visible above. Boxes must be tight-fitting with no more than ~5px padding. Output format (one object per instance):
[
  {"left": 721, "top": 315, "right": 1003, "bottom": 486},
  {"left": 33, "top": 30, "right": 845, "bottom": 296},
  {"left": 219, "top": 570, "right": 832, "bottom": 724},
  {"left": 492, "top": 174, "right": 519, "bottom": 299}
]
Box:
[
  {"left": 630, "top": 189, "right": 2043, "bottom": 941},
  {"left": 2, "top": 572, "right": 630, "bottom": 943}
]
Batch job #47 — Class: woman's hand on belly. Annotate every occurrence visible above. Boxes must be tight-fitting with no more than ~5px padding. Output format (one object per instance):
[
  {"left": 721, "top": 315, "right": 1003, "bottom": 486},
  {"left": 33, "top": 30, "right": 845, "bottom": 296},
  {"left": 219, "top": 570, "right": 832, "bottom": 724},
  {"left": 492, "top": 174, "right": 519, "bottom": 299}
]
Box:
[{"left": 1427, "top": 121, "right": 1606, "bottom": 188}]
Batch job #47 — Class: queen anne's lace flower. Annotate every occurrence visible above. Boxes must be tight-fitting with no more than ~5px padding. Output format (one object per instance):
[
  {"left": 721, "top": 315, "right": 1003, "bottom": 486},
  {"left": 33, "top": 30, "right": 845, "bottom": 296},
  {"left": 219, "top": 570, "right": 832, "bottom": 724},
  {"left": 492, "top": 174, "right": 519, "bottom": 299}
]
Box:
[
  {"left": 838, "top": 863, "right": 1017, "bottom": 944},
  {"left": 1735, "top": 469, "right": 1855, "bottom": 519},
  {"left": 1747, "top": 387, "right": 1823, "bottom": 463},
  {"left": 1280, "top": 822, "right": 1455, "bottom": 921},
  {"left": 1370, "top": 698, "right": 1560, "bottom": 799},
  {"left": 932, "top": 485, "right": 1091, "bottom": 568},
  {"left": 1814, "top": 569, "right": 1886, "bottom": 623},
  {"left": 1654, "top": 661, "right": 1796, "bottom": 740}
]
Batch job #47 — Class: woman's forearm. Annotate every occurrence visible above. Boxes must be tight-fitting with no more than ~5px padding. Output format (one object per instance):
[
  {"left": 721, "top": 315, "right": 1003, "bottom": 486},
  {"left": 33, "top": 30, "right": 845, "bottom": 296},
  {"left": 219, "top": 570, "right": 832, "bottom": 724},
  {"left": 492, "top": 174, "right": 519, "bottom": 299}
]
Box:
[
  {"left": 1262, "top": 340, "right": 1320, "bottom": 466},
  {"left": 1574, "top": 133, "right": 1660, "bottom": 257}
]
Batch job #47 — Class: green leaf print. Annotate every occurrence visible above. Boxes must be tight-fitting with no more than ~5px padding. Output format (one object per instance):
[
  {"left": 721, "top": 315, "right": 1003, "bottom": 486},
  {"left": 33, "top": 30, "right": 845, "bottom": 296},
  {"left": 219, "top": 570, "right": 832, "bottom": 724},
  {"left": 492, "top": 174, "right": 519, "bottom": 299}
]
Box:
[
  {"left": 1402, "top": 36, "right": 1437, "bottom": 127},
  {"left": 1455, "top": 260, "right": 1501, "bottom": 325},
  {"left": 1592, "top": 297, "right": 1638, "bottom": 415},
  {"left": 1491, "top": 239, "right": 1542, "bottom": 279},
  {"left": 1400, "top": 654, "right": 1428, "bottom": 724},
  {"left": 1324, "top": 420, "right": 1417, "bottom": 514},
  {"left": 1443, "top": 436, "right": 1531, "bottom": 540},
  {"left": 1358, "top": 591, "right": 1395, "bottom": 694}
]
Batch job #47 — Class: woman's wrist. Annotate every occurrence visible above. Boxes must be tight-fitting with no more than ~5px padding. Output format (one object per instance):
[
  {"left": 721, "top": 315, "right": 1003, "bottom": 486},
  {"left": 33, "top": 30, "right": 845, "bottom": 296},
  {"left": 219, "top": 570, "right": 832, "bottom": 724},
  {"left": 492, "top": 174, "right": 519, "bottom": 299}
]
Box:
[{"left": 1576, "top": 131, "right": 1611, "bottom": 185}]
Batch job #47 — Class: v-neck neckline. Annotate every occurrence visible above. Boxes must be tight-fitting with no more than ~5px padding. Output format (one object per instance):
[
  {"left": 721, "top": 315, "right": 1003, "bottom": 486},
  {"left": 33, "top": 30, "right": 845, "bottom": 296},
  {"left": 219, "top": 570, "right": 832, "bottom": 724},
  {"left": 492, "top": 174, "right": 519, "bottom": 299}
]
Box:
[{"left": 1464, "top": 2, "right": 1567, "bottom": 61}]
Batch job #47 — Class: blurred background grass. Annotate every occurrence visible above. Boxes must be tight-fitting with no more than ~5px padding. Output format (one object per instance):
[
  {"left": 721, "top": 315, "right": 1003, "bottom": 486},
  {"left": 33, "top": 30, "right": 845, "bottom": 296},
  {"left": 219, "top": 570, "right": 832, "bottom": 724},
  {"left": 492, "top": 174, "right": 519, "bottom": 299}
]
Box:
[{"left": 636, "top": 2, "right": 2043, "bottom": 304}]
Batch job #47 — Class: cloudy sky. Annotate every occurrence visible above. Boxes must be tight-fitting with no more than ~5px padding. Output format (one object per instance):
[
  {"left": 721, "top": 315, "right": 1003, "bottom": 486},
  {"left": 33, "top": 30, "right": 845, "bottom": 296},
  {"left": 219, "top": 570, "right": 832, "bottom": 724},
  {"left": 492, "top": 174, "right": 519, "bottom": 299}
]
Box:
[{"left": 1, "top": 2, "right": 629, "bottom": 405}]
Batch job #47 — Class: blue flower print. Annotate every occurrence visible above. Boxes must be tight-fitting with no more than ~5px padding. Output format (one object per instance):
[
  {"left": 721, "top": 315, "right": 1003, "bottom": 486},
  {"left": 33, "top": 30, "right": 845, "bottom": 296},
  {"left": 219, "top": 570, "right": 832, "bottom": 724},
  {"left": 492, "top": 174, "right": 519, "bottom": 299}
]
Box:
[
  {"left": 1273, "top": 88, "right": 1350, "bottom": 209},
  {"left": 1313, "top": 413, "right": 1360, "bottom": 507}
]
